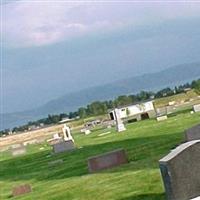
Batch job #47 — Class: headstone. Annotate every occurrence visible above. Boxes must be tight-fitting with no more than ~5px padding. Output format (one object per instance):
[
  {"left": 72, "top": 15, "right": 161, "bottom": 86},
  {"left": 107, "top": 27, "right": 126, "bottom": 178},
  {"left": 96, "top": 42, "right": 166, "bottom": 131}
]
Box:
[
  {"left": 11, "top": 144, "right": 26, "bottom": 156},
  {"left": 185, "top": 124, "right": 200, "bottom": 141},
  {"left": 193, "top": 104, "right": 200, "bottom": 112},
  {"left": 12, "top": 184, "right": 32, "bottom": 197},
  {"left": 157, "top": 115, "right": 168, "bottom": 121},
  {"left": 159, "top": 140, "right": 200, "bottom": 200},
  {"left": 62, "top": 124, "right": 74, "bottom": 142},
  {"left": 48, "top": 159, "right": 63, "bottom": 167},
  {"left": 81, "top": 128, "right": 91, "bottom": 135},
  {"left": 114, "top": 108, "right": 126, "bottom": 132},
  {"left": 88, "top": 149, "right": 128, "bottom": 173},
  {"left": 53, "top": 140, "right": 75, "bottom": 153},
  {"left": 53, "top": 133, "right": 61, "bottom": 139},
  {"left": 84, "top": 129, "right": 91, "bottom": 135}
]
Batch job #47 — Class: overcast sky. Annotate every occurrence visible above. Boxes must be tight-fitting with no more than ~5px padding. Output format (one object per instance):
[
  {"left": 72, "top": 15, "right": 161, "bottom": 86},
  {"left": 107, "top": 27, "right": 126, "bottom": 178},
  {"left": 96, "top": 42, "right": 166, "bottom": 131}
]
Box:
[{"left": 1, "top": 1, "right": 200, "bottom": 113}]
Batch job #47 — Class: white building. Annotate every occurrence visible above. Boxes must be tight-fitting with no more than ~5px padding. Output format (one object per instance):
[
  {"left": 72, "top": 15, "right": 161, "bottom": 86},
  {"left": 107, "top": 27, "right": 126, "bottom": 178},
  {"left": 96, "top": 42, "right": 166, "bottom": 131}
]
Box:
[{"left": 109, "top": 100, "right": 156, "bottom": 121}]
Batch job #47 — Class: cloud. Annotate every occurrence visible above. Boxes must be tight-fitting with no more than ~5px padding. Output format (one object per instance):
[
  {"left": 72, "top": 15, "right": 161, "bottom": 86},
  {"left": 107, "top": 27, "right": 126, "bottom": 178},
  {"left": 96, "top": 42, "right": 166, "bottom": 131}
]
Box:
[{"left": 2, "top": 1, "right": 200, "bottom": 48}]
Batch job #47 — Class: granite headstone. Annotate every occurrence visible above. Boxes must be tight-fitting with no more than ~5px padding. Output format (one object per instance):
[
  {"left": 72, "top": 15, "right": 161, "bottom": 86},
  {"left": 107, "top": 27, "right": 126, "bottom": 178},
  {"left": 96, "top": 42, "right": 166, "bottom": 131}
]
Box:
[
  {"left": 53, "top": 140, "right": 75, "bottom": 153},
  {"left": 185, "top": 124, "right": 200, "bottom": 141},
  {"left": 12, "top": 184, "right": 32, "bottom": 197},
  {"left": 88, "top": 149, "right": 128, "bottom": 173},
  {"left": 159, "top": 140, "right": 200, "bottom": 200}
]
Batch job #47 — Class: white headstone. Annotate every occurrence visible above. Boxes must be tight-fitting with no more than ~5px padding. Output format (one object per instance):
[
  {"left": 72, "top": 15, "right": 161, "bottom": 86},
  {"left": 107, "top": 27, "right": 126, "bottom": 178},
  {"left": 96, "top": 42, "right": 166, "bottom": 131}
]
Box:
[
  {"left": 53, "top": 133, "right": 61, "bottom": 139},
  {"left": 62, "top": 124, "right": 74, "bottom": 142},
  {"left": 85, "top": 129, "right": 91, "bottom": 135},
  {"left": 114, "top": 108, "right": 126, "bottom": 132},
  {"left": 193, "top": 104, "right": 200, "bottom": 113},
  {"left": 81, "top": 128, "right": 91, "bottom": 135},
  {"left": 157, "top": 115, "right": 168, "bottom": 121}
]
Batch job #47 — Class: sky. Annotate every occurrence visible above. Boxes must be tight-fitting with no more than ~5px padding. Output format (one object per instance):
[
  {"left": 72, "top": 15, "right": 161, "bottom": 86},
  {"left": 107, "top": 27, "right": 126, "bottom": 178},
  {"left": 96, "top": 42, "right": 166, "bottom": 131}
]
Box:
[{"left": 1, "top": 1, "right": 200, "bottom": 113}]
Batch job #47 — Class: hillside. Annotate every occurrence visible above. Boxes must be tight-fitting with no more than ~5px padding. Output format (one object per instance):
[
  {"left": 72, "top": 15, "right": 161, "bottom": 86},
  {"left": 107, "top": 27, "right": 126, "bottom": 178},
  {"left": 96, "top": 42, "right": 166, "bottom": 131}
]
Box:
[
  {"left": 1, "top": 62, "right": 200, "bottom": 129},
  {"left": 36, "top": 62, "right": 200, "bottom": 114}
]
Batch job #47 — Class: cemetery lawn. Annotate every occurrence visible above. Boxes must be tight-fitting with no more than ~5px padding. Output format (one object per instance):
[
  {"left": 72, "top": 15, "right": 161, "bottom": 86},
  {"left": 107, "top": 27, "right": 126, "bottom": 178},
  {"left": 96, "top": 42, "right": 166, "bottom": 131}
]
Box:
[{"left": 0, "top": 112, "right": 200, "bottom": 200}]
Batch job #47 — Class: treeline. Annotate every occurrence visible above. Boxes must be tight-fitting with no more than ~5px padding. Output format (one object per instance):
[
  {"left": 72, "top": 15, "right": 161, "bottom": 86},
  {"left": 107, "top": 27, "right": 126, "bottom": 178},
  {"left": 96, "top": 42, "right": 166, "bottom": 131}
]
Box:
[{"left": 1, "top": 79, "right": 200, "bottom": 136}]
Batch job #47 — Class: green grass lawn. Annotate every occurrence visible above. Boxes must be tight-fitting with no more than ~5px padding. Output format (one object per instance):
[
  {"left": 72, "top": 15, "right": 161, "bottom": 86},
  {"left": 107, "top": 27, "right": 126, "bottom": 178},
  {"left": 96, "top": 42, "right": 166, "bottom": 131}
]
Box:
[{"left": 0, "top": 112, "right": 200, "bottom": 200}]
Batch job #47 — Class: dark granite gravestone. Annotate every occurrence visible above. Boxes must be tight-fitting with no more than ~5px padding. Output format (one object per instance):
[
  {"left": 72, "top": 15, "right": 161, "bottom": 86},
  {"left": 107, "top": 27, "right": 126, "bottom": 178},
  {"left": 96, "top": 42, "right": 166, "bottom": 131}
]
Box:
[
  {"left": 159, "top": 140, "right": 200, "bottom": 200},
  {"left": 88, "top": 149, "right": 128, "bottom": 173},
  {"left": 52, "top": 140, "right": 75, "bottom": 153},
  {"left": 185, "top": 124, "right": 200, "bottom": 141},
  {"left": 12, "top": 184, "right": 32, "bottom": 197}
]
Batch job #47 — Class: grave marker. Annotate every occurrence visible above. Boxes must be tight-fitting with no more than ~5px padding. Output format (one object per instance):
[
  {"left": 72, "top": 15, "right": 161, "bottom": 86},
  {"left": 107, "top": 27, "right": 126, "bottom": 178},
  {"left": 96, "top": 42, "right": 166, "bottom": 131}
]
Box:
[
  {"left": 157, "top": 115, "right": 168, "bottom": 121},
  {"left": 12, "top": 184, "right": 32, "bottom": 197},
  {"left": 159, "top": 140, "right": 200, "bottom": 200},
  {"left": 185, "top": 124, "right": 200, "bottom": 141},
  {"left": 114, "top": 109, "right": 126, "bottom": 132},
  {"left": 88, "top": 149, "right": 128, "bottom": 173},
  {"left": 193, "top": 104, "right": 200, "bottom": 113},
  {"left": 53, "top": 140, "right": 75, "bottom": 153}
]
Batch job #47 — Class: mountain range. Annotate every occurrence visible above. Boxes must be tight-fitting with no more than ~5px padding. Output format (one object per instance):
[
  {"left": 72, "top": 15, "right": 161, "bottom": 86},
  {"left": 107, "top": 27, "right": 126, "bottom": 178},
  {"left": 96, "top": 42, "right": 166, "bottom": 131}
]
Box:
[{"left": 1, "top": 62, "right": 200, "bottom": 130}]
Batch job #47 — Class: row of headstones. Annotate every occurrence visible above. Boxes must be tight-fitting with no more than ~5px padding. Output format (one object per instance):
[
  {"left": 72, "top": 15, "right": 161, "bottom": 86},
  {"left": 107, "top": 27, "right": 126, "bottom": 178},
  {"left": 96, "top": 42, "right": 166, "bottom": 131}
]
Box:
[
  {"left": 10, "top": 124, "right": 76, "bottom": 157},
  {"left": 157, "top": 104, "right": 200, "bottom": 122},
  {"left": 159, "top": 123, "right": 200, "bottom": 200},
  {"left": 11, "top": 148, "right": 128, "bottom": 197},
  {"left": 10, "top": 124, "right": 200, "bottom": 198}
]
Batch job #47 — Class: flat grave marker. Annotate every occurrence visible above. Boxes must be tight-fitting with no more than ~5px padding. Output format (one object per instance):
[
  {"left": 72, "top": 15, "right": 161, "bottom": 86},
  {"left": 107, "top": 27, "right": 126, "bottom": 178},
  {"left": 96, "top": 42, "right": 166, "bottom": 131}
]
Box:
[
  {"left": 157, "top": 115, "right": 168, "bottom": 121},
  {"left": 88, "top": 149, "right": 128, "bottom": 173},
  {"left": 12, "top": 184, "right": 32, "bottom": 197},
  {"left": 98, "top": 131, "right": 111, "bottom": 137}
]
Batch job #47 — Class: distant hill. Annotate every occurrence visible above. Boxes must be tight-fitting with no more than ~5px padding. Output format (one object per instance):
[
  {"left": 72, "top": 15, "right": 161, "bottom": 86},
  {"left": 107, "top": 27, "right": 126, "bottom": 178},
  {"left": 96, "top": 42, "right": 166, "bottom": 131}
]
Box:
[{"left": 1, "top": 62, "right": 200, "bottom": 129}]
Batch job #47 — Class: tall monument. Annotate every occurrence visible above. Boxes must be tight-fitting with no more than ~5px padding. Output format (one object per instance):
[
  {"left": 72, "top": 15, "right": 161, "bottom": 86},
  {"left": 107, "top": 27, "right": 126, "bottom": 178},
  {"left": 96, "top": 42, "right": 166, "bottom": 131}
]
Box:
[
  {"left": 62, "top": 124, "right": 74, "bottom": 142},
  {"left": 113, "top": 108, "right": 126, "bottom": 132}
]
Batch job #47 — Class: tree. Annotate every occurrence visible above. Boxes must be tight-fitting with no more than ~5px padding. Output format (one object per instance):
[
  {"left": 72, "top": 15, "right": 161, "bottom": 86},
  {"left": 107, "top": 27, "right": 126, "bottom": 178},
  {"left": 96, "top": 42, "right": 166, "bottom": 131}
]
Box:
[
  {"left": 78, "top": 107, "right": 87, "bottom": 118},
  {"left": 192, "top": 79, "right": 200, "bottom": 93},
  {"left": 114, "top": 95, "right": 133, "bottom": 106}
]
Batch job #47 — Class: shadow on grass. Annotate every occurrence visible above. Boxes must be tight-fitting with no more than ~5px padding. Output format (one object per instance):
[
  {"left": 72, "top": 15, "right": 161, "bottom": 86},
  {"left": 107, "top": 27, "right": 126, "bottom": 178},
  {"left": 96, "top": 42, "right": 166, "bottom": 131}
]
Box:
[
  {"left": 119, "top": 193, "right": 165, "bottom": 200},
  {"left": 0, "top": 131, "right": 182, "bottom": 182}
]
